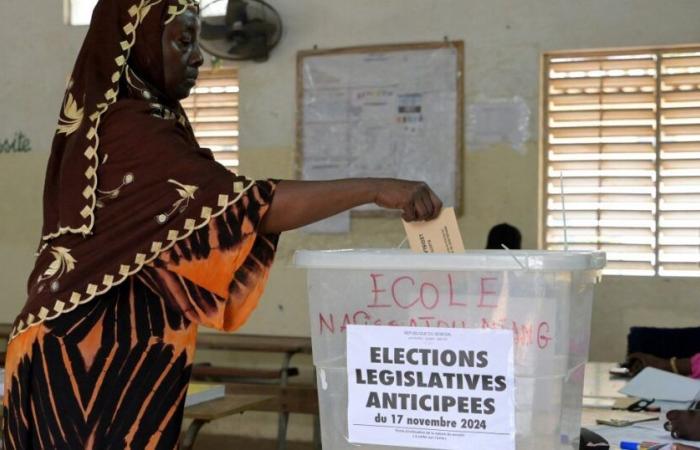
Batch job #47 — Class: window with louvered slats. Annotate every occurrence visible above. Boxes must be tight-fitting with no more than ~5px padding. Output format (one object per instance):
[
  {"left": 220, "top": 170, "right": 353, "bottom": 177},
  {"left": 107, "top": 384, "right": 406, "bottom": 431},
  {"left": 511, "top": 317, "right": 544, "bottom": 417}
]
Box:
[
  {"left": 65, "top": 0, "right": 96, "bottom": 25},
  {"left": 66, "top": 0, "right": 223, "bottom": 25},
  {"left": 181, "top": 68, "right": 240, "bottom": 171},
  {"left": 658, "top": 50, "right": 700, "bottom": 276},
  {"left": 543, "top": 47, "right": 700, "bottom": 277}
]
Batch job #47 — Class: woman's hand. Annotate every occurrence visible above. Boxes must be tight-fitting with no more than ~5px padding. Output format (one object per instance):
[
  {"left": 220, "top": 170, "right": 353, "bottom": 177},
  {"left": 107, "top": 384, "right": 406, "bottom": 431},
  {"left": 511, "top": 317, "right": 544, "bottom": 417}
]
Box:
[
  {"left": 373, "top": 179, "right": 443, "bottom": 222},
  {"left": 626, "top": 353, "right": 693, "bottom": 377},
  {"left": 626, "top": 352, "right": 672, "bottom": 376},
  {"left": 667, "top": 410, "right": 700, "bottom": 441}
]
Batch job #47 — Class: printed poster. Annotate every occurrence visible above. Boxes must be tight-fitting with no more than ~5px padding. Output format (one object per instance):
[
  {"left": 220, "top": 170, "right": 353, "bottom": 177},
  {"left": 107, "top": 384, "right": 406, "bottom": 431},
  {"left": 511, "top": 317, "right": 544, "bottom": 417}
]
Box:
[{"left": 346, "top": 325, "right": 515, "bottom": 449}]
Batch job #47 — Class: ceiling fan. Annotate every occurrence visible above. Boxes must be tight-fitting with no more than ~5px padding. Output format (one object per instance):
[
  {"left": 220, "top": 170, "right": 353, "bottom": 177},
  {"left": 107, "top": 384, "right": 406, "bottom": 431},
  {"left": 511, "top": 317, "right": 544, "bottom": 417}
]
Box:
[{"left": 199, "top": 0, "right": 283, "bottom": 62}]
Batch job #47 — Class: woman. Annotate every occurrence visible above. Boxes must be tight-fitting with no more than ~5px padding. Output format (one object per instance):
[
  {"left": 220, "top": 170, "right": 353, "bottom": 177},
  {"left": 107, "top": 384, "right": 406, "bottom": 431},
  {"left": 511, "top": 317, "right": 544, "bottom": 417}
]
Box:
[
  {"left": 666, "top": 410, "right": 700, "bottom": 442},
  {"left": 627, "top": 352, "right": 700, "bottom": 379},
  {"left": 627, "top": 353, "right": 700, "bottom": 442},
  {"left": 2, "top": 0, "right": 442, "bottom": 448}
]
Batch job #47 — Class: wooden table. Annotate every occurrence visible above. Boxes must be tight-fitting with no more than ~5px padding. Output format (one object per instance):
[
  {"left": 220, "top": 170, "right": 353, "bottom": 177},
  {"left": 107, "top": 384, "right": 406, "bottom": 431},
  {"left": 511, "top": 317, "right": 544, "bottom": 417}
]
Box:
[
  {"left": 182, "top": 394, "right": 275, "bottom": 450},
  {"left": 192, "top": 333, "right": 314, "bottom": 450},
  {"left": 184, "top": 394, "right": 275, "bottom": 421},
  {"left": 580, "top": 362, "right": 697, "bottom": 449},
  {"left": 583, "top": 362, "right": 627, "bottom": 400},
  {"left": 582, "top": 362, "right": 629, "bottom": 429},
  {"left": 195, "top": 333, "right": 312, "bottom": 355}
]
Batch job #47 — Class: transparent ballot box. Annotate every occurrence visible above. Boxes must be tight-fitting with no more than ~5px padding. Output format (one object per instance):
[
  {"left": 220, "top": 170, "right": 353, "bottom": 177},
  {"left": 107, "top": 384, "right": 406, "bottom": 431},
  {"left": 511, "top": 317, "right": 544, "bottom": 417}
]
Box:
[{"left": 294, "top": 250, "right": 605, "bottom": 450}]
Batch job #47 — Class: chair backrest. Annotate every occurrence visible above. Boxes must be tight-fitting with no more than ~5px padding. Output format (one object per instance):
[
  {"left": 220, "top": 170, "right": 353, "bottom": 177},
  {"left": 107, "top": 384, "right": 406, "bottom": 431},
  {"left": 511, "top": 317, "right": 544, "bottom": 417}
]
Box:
[{"left": 627, "top": 326, "right": 700, "bottom": 359}]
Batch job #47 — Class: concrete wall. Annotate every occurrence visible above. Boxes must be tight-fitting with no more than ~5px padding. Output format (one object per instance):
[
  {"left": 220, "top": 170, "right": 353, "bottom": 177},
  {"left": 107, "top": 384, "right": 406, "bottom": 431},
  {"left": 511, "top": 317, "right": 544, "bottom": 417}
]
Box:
[{"left": 3, "top": 0, "right": 700, "bottom": 386}]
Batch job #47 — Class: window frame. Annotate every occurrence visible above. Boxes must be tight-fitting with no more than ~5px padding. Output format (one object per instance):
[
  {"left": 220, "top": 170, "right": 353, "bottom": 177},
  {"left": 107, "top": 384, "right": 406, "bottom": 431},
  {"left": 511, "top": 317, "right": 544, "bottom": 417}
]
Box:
[
  {"left": 65, "top": 0, "right": 224, "bottom": 25},
  {"left": 182, "top": 67, "right": 241, "bottom": 172},
  {"left": 64, "top": 0, "right": 95, "bottom": 26},
  {"left": 541, "top": 43, "right": 700, "bottom": 277}
]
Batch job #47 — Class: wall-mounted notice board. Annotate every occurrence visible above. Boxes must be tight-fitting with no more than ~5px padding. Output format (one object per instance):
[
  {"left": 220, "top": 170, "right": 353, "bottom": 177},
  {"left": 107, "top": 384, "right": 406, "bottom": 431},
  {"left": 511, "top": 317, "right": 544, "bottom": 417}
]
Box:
[{"left": 296, "top": 41, "right": 464, "bottom": 215}]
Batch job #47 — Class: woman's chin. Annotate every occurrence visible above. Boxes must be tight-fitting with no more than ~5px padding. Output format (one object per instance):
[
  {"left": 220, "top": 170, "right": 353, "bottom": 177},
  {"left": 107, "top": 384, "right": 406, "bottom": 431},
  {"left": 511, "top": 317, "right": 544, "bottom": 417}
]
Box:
[
  {"left": 175, "top": 89, "right": 193, "bottom": 100},
  {"left": 176, "top": 83, "right": 196, "bottom": 99}
]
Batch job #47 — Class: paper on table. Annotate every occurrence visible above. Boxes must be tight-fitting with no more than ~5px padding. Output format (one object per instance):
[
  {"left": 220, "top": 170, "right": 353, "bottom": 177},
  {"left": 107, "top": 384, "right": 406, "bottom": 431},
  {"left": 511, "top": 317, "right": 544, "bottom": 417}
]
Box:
[
  {"left": 402, "top": 207, "right": 465, "bottom": 253},
  {"left": 620, "top": 367, "right": 700, "bottom": 402},
  {"left": 591, "top": 421, "right": 700, "bottom": 448},
  {"left": 592, "top": 413, "right": 700, "bottom": 449}
]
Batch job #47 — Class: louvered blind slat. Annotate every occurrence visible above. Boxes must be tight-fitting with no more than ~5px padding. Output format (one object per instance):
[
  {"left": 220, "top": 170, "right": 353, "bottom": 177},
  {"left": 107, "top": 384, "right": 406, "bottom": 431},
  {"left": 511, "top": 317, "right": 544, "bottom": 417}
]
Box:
[{"left": 182, "top": 68, "right": 239, "bottom": 171}]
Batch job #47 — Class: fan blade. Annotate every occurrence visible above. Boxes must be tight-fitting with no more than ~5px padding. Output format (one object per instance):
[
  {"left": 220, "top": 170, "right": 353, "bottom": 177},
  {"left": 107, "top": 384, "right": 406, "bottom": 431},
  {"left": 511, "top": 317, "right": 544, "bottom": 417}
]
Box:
[
  {"left": 200, "top": 21, "right": 231, "bottom": 40},
  {"left": 225, "top": 0, "right": 248, "bottom": 26},
  {"left": 228, "top": 34, "right": 269, "bottom": 61},
  {"left": 250, "top": 39, "right": 270, "bottom": 62},
  {"left": 240, "top": 19, "right": 277, "bottom": 35}
]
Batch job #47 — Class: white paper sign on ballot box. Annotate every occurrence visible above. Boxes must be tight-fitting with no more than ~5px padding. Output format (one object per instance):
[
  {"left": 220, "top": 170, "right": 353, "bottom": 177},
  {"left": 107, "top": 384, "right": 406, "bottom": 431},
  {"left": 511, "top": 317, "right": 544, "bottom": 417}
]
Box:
[{"left": 346, "top": 325, "right": 516, "bottom": 449}]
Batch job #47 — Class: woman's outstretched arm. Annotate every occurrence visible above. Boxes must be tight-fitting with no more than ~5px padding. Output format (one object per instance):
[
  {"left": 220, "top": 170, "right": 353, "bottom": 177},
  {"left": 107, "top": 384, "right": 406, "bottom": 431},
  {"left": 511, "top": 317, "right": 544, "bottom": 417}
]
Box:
[{"left": 259, "top": 178, "right": 443, "bottom": 234}]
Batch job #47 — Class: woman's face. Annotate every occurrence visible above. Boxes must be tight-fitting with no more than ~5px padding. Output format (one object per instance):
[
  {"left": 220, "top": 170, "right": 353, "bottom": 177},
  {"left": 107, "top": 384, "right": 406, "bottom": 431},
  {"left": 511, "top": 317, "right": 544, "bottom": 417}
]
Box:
[{"left": 162, "top": 7, "right": 204, "bottom": 100}]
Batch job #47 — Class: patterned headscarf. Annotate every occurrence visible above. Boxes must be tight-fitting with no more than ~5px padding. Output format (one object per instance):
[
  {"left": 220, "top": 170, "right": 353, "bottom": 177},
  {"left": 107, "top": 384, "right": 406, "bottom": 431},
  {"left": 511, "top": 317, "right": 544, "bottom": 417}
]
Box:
[
  {"left": 43, "top": 0, "right": 197, "bottom": 240},
  {"left": 13, "top": 0, "right": 269, "bottom": 339}
]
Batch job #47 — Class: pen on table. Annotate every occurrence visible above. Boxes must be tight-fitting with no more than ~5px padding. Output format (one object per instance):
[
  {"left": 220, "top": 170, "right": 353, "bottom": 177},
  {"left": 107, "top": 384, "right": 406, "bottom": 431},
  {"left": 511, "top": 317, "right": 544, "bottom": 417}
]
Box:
[{"left": 620, "top": 441, "right": 660, "bottom": 450}]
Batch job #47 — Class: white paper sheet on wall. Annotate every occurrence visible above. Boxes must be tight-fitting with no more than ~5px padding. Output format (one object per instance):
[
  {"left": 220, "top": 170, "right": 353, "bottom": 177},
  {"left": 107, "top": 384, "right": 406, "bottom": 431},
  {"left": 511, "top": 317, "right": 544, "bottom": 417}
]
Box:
[
  {"left": 301, "top": 163, "right": 351, "bottom": 234},
  {"left": 301, "top": 211, "right": 351, "bottom": 234},
  {"left": 467, "top": 97, "right": 530, "bottom": 154}
]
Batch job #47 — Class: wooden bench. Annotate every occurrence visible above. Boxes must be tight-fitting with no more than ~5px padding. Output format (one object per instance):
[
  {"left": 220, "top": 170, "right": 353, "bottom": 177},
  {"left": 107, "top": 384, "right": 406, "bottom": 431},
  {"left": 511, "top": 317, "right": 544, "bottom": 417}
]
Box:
[
  {"left": 186, "top": 333, "right": 319, "bottom": 450},
  {"left": 182, "top": 393, "right": 276, "bottom": 450},
  {"left": 192, "top": 333, "right": 312, "bottom": 384}
]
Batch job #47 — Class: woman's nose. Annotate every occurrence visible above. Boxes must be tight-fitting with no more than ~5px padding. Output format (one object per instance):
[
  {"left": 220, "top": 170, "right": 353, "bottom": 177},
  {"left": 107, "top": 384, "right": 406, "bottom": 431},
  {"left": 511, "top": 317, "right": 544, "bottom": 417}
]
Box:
[{"left": 191, "top": 44, "right": 204, "bottom": 67}]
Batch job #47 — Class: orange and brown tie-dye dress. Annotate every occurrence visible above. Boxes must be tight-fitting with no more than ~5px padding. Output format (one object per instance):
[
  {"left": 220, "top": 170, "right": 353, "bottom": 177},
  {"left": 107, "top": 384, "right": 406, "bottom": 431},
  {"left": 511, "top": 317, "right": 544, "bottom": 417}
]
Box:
[{"left": 3, "top": 185, "right": 279, "bottom": 449}]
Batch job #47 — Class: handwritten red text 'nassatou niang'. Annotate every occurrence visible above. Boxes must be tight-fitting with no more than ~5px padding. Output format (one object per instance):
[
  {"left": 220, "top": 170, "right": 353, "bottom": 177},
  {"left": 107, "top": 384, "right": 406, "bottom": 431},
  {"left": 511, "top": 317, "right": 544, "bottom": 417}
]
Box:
[{"left": 317, "top": 273, "right": 553, "bottom": 350}]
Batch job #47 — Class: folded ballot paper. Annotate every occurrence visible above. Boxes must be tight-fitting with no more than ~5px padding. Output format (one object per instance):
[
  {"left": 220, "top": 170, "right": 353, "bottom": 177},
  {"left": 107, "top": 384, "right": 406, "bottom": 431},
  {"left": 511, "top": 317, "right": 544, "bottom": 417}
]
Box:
[{"left": 402, "top": 207, "right": 465, "bottom": 253}]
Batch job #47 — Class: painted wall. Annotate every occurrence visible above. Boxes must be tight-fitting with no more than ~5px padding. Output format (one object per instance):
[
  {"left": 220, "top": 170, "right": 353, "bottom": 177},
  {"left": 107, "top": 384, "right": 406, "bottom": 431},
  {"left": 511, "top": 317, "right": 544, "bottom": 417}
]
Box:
[
  {"left": 3, "top": 0, "right": 700, "bottom": 382},
  {"left": 237, "top": 0, "right": 700, "bottom": 363}
]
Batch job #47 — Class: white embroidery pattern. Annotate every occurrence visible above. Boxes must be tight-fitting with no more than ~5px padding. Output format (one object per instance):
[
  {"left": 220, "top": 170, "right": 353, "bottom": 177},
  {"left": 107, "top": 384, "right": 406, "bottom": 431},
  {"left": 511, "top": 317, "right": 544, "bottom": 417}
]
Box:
[
  {"left": 156, "top": 179, "right": 199, "bottom": 224},
  {"left": 37, "top": 247, "right": 78, "bottom": 293},
  {"left": 96, "top": 173, "right": 135, "bottom": 208},
  {"left": 165, "top": 0, "right": 198, "bottom": 24},
  {"left": 56, "top": 92, "right": 85, "bottom": 136}
]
